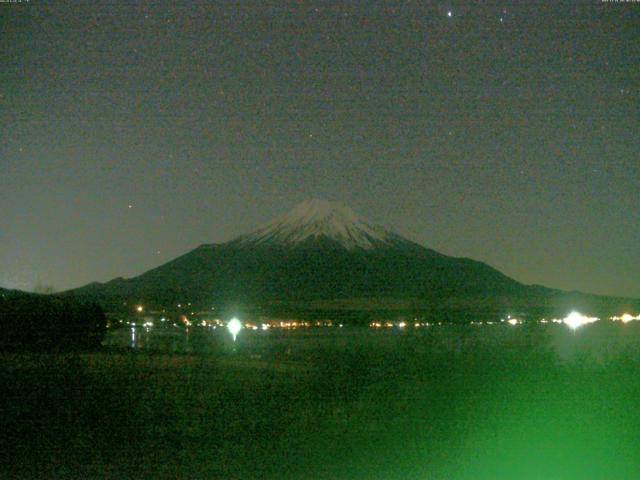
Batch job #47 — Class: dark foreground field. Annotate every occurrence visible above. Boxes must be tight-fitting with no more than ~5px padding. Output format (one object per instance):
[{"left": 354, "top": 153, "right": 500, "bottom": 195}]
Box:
[{"left": 2, "top": 324, "right": 640, "bottom": 479}]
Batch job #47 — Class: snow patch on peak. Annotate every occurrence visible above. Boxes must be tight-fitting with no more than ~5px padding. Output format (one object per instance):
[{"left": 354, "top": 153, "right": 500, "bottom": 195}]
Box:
[
  {"left": 237, "top": 199, "right": 396, "bottom": 250},
  {"left": 278, "top": 199, "right": 362, "bottom": 226}
]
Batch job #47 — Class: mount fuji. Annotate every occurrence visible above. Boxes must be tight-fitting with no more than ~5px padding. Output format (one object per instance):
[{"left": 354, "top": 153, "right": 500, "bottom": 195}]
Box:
[{"left": 66, "top": 199, "right": 637, "bottom": 320}]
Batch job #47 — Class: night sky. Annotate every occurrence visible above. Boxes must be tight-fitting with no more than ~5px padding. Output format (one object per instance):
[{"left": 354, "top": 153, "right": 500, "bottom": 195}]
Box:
[{"left": 2, "top": 1, "right": 638, "bottom": 297}]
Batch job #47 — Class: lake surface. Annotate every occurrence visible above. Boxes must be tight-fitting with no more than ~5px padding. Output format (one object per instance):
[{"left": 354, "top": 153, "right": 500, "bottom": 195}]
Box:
[{"left": 5, "top": 320, "right": 640, "bottom": 479}]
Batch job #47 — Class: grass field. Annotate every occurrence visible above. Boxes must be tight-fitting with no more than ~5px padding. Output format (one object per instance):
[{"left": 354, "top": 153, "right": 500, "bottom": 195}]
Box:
[{"left": 2, "top": 323, "right": 640, "bottom": 479}]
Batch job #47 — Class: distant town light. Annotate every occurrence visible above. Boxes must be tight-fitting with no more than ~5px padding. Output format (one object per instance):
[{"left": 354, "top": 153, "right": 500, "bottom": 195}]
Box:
[
  {"left": 228, "top": 317, "right": 242, "bottom": 341},
  {"left": 611, "top": 313, "right": 640, "bottom": 323},
  {"left": 507, "top": 318, "right": 519, "bottom": 326},
  {"left": 136, "top": 305, "right": 143, "bottom": 313},
  {"left": 621, "top": 313, "right": 634, "bottom": 323}
]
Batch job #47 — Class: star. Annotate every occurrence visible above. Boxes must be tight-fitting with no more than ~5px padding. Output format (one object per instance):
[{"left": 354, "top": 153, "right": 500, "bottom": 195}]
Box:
[{"left": 447, "top": 11, "right": 452, "bottom": 18}]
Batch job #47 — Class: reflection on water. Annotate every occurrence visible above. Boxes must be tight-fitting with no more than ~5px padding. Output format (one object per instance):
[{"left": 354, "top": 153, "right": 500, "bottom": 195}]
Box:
[
  {"left": 104, "top": 322, "right": 640, "bottom": 364},
  {"left": 110, "top": 326, "right": 204, "bottom": 354}
]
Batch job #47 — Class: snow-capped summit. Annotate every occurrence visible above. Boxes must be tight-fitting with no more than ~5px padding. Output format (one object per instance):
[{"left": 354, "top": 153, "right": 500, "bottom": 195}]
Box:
[{"left": 235, "top": 199, "right": 396, "bottom": 250}]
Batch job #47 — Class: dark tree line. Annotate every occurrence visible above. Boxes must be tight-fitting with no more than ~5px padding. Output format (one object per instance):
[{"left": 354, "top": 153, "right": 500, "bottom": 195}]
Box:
[{"left": 0, "top": 291, "right": 106, "bottom": 351}]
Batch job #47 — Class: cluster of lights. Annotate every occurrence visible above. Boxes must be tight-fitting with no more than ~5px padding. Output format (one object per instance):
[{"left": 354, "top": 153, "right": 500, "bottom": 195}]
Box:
[
  {"left": 541, "top": 318, "right": 567, "bottom": 324},
  {"left": 278, "top": 320, "right": 305, "bottom": 328},
  {"left": 501, "top": 315, "right": 524, "bottom": 326},
  {"left": 125, "top": 314, "right": 345, "bottom": 331},
  {"left": 503, "top": 313, "right": 601, "bottom": 329},
  {"left": 611, "top": 313, "right": 640, "bottom": 323},
  {"left": 370, "top": 321, "right": 436, "bottom": 328},
  {"left": 197, "top": 318, "right": 225, "bottom": 328},
  {"left": 124, "top": 307, "right": 634, "bottom": 334},
  {"left": 258, "top": 320, "right": 335, "bottom": 329}
]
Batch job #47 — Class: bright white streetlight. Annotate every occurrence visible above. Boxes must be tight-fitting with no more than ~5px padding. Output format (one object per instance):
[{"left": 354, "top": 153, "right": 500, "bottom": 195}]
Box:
[
  {"left": 227, "top": 317, "right": 242, "bottom": 342},
  {"left": 563, "top": 311, "right": 598, "bottom": 330}
]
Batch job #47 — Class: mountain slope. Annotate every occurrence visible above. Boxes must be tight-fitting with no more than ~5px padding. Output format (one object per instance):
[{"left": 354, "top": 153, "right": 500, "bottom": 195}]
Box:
[{"left": 66, "top": 200, "right": 638, "bottom": 317}]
